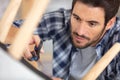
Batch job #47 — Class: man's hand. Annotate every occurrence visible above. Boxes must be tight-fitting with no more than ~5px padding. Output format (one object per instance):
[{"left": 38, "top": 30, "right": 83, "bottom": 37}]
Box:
[
  {"left": 4, "top": 26, "right": 43, "bottom": 60},
  {"left": 23, "top": 35, "right": 44, "bottom": 60}
]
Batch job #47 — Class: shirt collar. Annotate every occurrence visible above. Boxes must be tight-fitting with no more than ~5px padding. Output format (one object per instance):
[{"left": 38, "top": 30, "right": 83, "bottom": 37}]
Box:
[{"left": 95, "top": 17, "right": 118, "bottom": 57}]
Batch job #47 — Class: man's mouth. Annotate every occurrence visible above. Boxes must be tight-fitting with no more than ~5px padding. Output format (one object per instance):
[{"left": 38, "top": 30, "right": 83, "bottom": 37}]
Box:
[
  {"left": 73, "top": 32, "right": 90, "bottom": 42},
  {"left": 75, "top": 36, "right": 86, "bottom": 41}
]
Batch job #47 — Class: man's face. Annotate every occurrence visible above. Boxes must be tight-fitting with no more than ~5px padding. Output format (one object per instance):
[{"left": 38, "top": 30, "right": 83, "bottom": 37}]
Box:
[{"left": 70, "top": 1, "right": 107, "bottom": 48}]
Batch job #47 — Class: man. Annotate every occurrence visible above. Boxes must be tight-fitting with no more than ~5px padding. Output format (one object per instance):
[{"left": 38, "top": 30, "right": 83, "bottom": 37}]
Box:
[{"left": 14, "top": 0, "right": 120, "bottom": 80}]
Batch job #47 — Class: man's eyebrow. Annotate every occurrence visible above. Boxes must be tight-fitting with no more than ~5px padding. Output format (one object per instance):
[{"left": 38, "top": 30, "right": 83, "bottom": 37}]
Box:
[
  {"left": 87, "top": 20, "right": 100, "bottom": 24},
  {"left": 72, "top": 13, "right": 81, "bottom": 19},
  {"left": 72, "top": 13, "right": 100, "bottom": 25}
]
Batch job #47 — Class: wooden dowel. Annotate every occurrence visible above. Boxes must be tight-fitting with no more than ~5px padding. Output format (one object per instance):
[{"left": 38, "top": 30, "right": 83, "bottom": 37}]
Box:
[
  {"left": 20, "top": 0, "right": 35, "bottom": 19},
  {"left": 4, "top": 25, "right": 19, "bottom": 44},
  {"left": 82, "top": 43, "right": 120, "bottom": 80},
  {"left": 4, "top": 25, "right": 39, "bottom": 69},
  {"left": 0, "top": 0, "right": 22, "bottom": 43},
  {"left": 9, "top": 0, "right": 50, "bottom": 60}
]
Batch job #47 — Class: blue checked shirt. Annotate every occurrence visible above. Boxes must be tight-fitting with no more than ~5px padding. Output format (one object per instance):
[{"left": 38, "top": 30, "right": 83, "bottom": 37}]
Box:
[
  {"left": 95, "top": 17, "right": 120, "bottom": 80},
  {"left": 14, "top": 9, "right": 120, "bottom": 80}
]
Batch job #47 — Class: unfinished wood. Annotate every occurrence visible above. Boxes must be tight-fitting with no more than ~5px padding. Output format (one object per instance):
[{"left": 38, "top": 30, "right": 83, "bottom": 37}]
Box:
[
  {"left": 9, "top": 0, "right": 50, "bottom": 60},
  {"left": 20, "top": 0, "right": 35, "bottom": 19},
  {"left": 5, "top": 25, "right": 38, "bottom": 69},
  {"left": 82, "top": 43, "right": 120, "bottom": 80},
  {"left": 0, "top": 0, "right": 22, "bottom": 43},
  {"left": 4, "top": 25, "right": 18, "bottom": 44}
]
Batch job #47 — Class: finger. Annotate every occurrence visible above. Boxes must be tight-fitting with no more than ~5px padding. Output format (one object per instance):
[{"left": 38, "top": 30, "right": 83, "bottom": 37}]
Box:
[
  {"left": 31, "top": 35, "right": 41, "bottom": 47},
  {"left": 23, "top": 46, "right": 32, "bottom": 59},
  {"left": 40, "top": 46, "right": 44, "bottom": 54}
]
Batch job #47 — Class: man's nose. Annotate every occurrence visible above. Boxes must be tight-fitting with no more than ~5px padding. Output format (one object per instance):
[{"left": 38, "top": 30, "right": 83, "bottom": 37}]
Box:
[{"left": 76, "top": 22, "right": 86, "bottom": 35}]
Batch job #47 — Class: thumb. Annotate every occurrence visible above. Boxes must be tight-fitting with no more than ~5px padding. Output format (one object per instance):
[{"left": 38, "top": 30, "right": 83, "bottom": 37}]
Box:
[{"left": 40, "top": 46, "right": 44, "bottom": 54}]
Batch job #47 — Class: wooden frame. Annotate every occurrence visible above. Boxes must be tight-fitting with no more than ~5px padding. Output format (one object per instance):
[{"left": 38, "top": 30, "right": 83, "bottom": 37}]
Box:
[
  {"left": 0, "top": 0, "right": 22, "bottom": 43},
  {"left": 0, "top": 0, "right": 50, "bottom": 60},
  {"left": 20, "top": 0, "right": 35, "bottom": 19},
  {"left": 0, "top": 0, "right": 50, "bottom": 69}
]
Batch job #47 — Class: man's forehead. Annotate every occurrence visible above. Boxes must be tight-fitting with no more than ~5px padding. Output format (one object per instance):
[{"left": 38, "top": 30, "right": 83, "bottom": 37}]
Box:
[{"left": 73, "top": 2, "right": 105, "bottom": 21}]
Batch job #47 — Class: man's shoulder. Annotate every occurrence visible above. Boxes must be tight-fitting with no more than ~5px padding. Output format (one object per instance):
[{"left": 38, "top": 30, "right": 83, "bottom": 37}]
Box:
[
  {"left": 113, "top": 17, "right": 120, "bottom": 33},
  {"left": 46, "top": 8, "right": 71, "bottom": 14},
  {"left": 116, "top": 17, "right": 120, "bottom": 26},
  {"left": 110, "top": 17, "right": 120, "bottom": 43},
  {"left": 43, "top": 8, "right": 71, "bottom": 18}
]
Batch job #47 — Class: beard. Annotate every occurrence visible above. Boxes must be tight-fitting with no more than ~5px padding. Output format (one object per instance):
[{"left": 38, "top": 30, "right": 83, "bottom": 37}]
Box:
[
  {"left": 71, "top": 30, "right": 105, "bottom": 49},
  {"left": 69, "top": 19, "right": 106, "bottom": 49},
  {"left": 71, "top": 32, "right": 92, "bottom": 48}
]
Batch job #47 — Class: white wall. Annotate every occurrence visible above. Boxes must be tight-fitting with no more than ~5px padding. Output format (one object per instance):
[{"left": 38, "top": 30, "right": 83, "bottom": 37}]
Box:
[
  {"left": 0, "top": 0, "right": 9, "bottom": 19},
  {"left": 117, "top": 7, "right": 120, "bottom": 17},
  {"left": 46, "top": 0, "right": 72, "bottom": 12}
]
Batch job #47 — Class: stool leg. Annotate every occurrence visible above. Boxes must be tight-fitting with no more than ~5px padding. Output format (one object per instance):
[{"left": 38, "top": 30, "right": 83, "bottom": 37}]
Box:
[
  {"left": 0, "top": 0, "right": 22, "bottom": 43},
  {"left": 9, "top": 0, "right": 50, "bottom": 60},
  {"left": 82, "top": 43, "right": 120, "bottom": 80}
]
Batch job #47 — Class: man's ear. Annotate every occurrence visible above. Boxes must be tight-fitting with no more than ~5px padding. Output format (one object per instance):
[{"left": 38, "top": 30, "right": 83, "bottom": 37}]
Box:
[{"left": 105, "top": 17, "right": 116, "bottom": 30}]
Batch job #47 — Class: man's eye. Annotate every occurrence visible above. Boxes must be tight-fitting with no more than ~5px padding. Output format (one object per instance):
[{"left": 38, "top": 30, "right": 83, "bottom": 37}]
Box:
[
  {"left": 89, "top": 22, "right": 97, "bottom": 27},
  {"left": 75, "top": 17, "right": 80, "bottom": 20},
  {"left": 73, "top": 16, "right": 80, "bottom": 21}
]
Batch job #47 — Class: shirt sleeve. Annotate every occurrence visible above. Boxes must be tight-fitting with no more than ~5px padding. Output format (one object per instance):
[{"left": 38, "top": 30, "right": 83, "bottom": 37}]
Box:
[
  {"left": 34, "top": 9, "right": 66, "bottom": 41},
  {"left": 13, "top": 9, "right": 67, "bottom": 41}
]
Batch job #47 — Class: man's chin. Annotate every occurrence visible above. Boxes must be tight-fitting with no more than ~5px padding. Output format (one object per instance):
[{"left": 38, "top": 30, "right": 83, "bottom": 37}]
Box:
[
  {"left": 74, "top": 44, "right": 88, "bottom": 49},
  {"left": 71, "top": 37, "right": 91, "bottom": 48},
  {"left": 72, "top": 42, "right": 89, "bottom": 49}
]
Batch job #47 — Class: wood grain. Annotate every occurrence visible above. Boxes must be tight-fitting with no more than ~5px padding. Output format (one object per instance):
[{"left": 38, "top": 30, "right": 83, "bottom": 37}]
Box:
[
  {"left": 82, "top": 43, "right": 120, "bottom": 80},
  {"left": 9, "top": 0, "right": 50, "bottom": 60},
  {"left": 0, "top": 0, "right": 22, "bottom": 42}
]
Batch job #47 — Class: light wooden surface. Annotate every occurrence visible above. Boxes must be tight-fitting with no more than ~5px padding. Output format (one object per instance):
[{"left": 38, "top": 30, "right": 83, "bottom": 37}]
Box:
[
  {"left": 4, "top": 25, "right": 18, "bottom": 44},
  {"left": 20, "top": 0, "right": 35, "bottom": 19},
  {"left": 9, "top": 0, "right": 50, "bottom": 60},
  {"left": 5, "top": 25, "right": 39, "bottom": 69},
  {"left": 82, "top": 43, "right": 120, "bottom": 80},
  {"left": 0, "top": 0, "right": 22, "bottom": 43},
  {"left": 2, "top": 0, "right": 50, "bottom": 69}
]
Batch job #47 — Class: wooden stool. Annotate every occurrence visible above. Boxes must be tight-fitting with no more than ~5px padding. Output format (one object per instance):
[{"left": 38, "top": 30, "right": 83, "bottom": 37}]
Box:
[{"left": 0, "top": 0, "right": 50, "bottom": 69}]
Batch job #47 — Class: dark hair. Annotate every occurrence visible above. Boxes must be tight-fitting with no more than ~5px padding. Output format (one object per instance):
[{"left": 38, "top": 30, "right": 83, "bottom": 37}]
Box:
[{"left": 72, "top": 0, "right": 120, "bottom": 24}]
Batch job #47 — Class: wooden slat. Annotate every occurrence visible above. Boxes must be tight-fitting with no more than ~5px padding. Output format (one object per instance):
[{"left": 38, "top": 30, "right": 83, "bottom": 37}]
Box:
[
  {"left": 5, "top": 25, "right": 39, "bottom": 69},
  {"left": 20, "top": 0, "right": 35, "bottom": 19},
  {"left": 4, "top": 25, "right": 18, "bottom": 44},
  {"left": 82, "top": 43, "right": 120, "bottom": 80},
  {"left": 9, "top": 0, "right": 50, "bottom": 60},
  {"left": 0, "top": 0, "right": 22, "bottom": 43}
]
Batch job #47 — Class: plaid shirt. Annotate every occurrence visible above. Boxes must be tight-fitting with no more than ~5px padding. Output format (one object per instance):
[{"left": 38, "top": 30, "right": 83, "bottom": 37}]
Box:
[
  {"left": 14, "top": 9, "right": 120, "bottom": 80},
  {"left": 36, "top": 9, "right": 74, "bottom": 79},
  {"left": 96, "top": 17, "right": 120, "bottom": 80}
]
